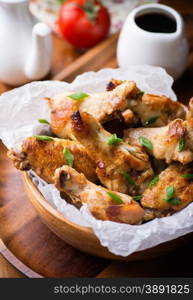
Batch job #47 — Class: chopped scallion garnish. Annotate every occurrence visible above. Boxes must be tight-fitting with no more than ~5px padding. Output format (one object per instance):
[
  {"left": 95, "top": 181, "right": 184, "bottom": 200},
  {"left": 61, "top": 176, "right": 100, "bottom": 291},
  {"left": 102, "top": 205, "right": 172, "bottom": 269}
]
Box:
[{"left": 106, "top": 191, "right": 124, "bottom": 204}]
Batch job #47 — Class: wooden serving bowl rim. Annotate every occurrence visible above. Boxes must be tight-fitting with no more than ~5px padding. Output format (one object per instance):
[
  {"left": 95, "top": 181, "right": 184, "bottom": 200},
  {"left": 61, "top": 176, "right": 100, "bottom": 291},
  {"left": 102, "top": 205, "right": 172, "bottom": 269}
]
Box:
[
  {"left": 22, "top": 171, "right": 193, "bottom": 261},
  {"left": 23, "top": 171, "right": 193, "bottom": 262},
  {"left": 23, "top": 172, "right": 93, "bottom": 235}
]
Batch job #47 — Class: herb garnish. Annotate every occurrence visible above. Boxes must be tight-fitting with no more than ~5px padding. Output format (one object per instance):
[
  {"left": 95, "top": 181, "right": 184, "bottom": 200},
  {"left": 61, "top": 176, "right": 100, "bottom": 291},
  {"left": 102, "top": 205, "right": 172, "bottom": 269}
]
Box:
[
  {"left": 34, "top": 135, "right": 53, "bottom": 141},
  {"left": 178, "top": 137, "right": 186, "bottom": 152},
  {"left": 107, "top": 191, "right": 124, "bottom": 204},
  {"left": 164, "top": 186, "right": 181, "bottom": 205},
  {"left": 63, "top": 147, "right": 74, "bottom": 167},
  {"left": 38, "top": 119, "right": 50, "bottom": 125},
  {"left": 181, "top": 174, "right": 193, "bottom": 180},
  {"left": 165, "top": 186, "right": 175, "bottom": 201},
  {"left": 68, "top": 92, "right": 89, "bottom": 101},
  {"left": 139, "top": 136, "right": 153, "bottom": 151},
  {"left": 132, "top": 195, "right": 142, "bottom": 201},
  {"left": 166, "top": 198, "right": 181, "bottom": 205},
  {"left": 107, "top": 134, "right": 123, "bottom": 145},
  {"left": 122, "top": 172, "right": 135, "bottom": 186},
  {"left": 148, "top": 175, "right": 159, "bottom": 188},
  {"left": 144, "top": 116, "right": 159, "bottom": 126}
]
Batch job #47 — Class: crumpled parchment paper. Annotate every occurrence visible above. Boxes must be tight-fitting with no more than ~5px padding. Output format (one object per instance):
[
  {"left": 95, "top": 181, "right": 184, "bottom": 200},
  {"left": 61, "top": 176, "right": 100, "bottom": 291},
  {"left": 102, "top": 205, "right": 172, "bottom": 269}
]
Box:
[{"left": 1, "top": 65, "right": 192, "bottom": 257}]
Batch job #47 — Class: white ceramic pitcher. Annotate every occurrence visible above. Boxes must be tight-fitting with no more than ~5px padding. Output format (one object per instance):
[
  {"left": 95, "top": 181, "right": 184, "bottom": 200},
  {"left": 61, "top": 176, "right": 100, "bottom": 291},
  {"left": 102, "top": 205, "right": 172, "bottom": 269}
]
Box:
[
  {"left": 0, "top": 0, "right": 52, "bottom": 86},
  {"left": 117, "top": 4, "right": 189, "bottom": 80}
]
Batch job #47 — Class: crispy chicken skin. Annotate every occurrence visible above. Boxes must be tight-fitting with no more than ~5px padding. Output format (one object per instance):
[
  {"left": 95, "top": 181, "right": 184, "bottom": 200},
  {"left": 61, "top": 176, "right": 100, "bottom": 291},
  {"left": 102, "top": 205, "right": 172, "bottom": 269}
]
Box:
[
  {"left": 48, "top": 80, "right": 138, "bottom": 139},
  {"left": 105, "top": 79, "right": 187, "bottom": 126},
  {"left": 127, "top": 93, "right": 187, "bottom": 127},
  {"left": 142, "top": 164, "right": 193, "bottom": 216},
  {"left": 7, "top": 137, "right": 97, "bottom": 183},
  {"left": 48, "top": 80, "right": 187, "bottom": 141},
  {"left": 124, "top": 119, "right": 193, "bottom": 164},
  {"left": 70, "top": 111, "right": 153, "bottom": 194},
  {"left": 106, "top": 79, "right": 124, "bottom": 91},
  {"left": 54, "top": 166, "right": 145, "bottom": 224}
]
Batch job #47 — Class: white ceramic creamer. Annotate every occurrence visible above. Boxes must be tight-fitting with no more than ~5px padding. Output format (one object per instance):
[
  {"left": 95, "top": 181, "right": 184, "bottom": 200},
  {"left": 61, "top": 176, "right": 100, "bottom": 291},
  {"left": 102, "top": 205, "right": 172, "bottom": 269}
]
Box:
[
  {"left": 117, "top": 3, "right": 189, "bottom": 80},
  {"left": 0, "top": 0, "right": 52, "bottom": 85}
]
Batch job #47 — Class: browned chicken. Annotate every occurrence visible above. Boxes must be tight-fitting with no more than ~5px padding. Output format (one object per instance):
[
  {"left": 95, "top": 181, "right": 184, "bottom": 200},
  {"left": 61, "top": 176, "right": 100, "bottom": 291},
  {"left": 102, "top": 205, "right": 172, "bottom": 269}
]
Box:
[
  {"left": 70, "top": 111, "right": 153, "bottom": 194},
  {"left": 106, "top": 79, "right": 187, "bottom": 126},
  {"left": 7, "top": 137, "right": 97, "bottom": 183},
  {"left": 142, "top": 164, "right": 193, "bottom": 219},
  {"left": 54, "top": 166, "right": 145, "bottom": 224},
  {"left": 7, "top": 80, "right": 193, "bottom": 225},
  {"left": 124, "top": 119, "right": 193, "bottom": 164},
  {"left": 48, "top": 79, "right": 187, "bottom": 141},
  {"left": 106, "top": 79, "right": 124, "bottom": 91},
  {"left": 127, "top": 93, "right": 187, "bottom": 127},
  {"left": 48, "top": 80, "right": 138, "bottom": 139}
]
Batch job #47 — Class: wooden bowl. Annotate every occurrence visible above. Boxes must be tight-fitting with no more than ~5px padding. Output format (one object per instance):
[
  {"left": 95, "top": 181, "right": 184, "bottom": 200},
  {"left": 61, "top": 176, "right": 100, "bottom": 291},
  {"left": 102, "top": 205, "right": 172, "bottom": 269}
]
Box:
[{"left": 23, "top": 172, "right": 193, "bottom": 261}]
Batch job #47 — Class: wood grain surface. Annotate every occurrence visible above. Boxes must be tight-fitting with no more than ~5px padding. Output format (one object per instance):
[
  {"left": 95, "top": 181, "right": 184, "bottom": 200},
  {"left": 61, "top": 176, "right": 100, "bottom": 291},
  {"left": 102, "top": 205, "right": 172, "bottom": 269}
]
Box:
[{"left": 1, "top": 0, "right": 193, "bottom": 278}]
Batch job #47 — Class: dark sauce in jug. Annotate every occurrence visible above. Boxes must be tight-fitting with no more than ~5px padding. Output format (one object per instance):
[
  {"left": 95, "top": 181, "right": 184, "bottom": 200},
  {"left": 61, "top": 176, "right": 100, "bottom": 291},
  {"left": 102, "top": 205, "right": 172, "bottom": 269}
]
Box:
[{"left": 135, "top": 13, "right": 177, "bottom": 33}]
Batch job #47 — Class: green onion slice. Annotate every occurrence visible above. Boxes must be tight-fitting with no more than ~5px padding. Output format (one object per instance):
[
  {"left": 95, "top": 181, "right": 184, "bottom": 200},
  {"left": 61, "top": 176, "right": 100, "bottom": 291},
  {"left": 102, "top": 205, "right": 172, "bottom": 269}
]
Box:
[
  {"left": 132, "top": 195, "right": 142, "bottom": 201},
  {"left": 144, "top": 116, "right": 159, "bottom": 126},
  {"left": 38, "top": 119, "right": 50, "bottom": 125},
  {"left": 148, "top": 175, "right": 159, "bottom": 188},
  {"left": 122, "top": 172, "right": 135, "bottom": 186},
  {"left": 106, "top": 191, "right": 124, "bottom": 204},
  {"left": 178, "top": 137, "right": 186, "bottom": 152},
  {"left": 68, "top": 92, "right": 89, "bottom": 101},
  {"left": 34, "top": 135, "right": 53, "bottom": 141},
  {"left": 107, "top": 134, "right": 123, "bottom": 145},
  {"left": 181, "top": 174, "right": 193, "bottom": 179},
  {"left": 63, "top": 147, "right": 74, "bottom": 167},
  {"left": 164, "top": 186, "right": 181, "bottom": 205},
  {"left": 139, "top": 136, "right": 153, "bottom": 151}
]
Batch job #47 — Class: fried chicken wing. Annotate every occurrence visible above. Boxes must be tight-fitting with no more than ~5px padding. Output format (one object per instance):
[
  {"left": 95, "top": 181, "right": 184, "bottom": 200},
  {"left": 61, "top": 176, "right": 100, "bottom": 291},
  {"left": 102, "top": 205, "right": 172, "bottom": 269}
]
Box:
[
  {"left": 8, "top": 137, "right": 97, "bottom": 183},
  {"left": 54, "top": 166, "right": 144, "bottom": 224},
  {"left": 141, "top": 164, "right": 193, "bottom": 218},
  {"left": 127, "top": 93, "right": 187, "bottom": 127},
  {"left": 48, "top": 80, "right": 138, "bottom": 139},
  {"left": 70, "top": 111, "right": 153, "bottom": 194},
  {"left": 124, "top": 119, "right": 193, "bottom": 164},
  {"left": 105, "top": 79, "right": 187, "bottom": 126}
]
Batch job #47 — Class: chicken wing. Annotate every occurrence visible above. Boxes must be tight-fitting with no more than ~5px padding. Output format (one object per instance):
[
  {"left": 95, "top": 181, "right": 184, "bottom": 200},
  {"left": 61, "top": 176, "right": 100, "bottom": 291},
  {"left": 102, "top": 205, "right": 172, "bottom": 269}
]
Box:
[
  {"left": 54, "top": 166, "right": 145, "bottom": 224},
  {"left": 105, "top": 79, "right": 187, "bottom": 126},
  {"left": 48, "top": 80, "right": 138, "bottom": 139},
  {"left": 124, "top": 119, "right": 193, "bottom": 164},
  {"left": 141, "top": 164, "right": 193, "bottom": 218},
  {"left": 70, "top": 111, "right": 153, "bottom": 194},
  {"left": 7, "top": 137, "right": 97, "bottom": 183},
  {"left": 127, "top": 93, "right": 187, "bottom": 127}
]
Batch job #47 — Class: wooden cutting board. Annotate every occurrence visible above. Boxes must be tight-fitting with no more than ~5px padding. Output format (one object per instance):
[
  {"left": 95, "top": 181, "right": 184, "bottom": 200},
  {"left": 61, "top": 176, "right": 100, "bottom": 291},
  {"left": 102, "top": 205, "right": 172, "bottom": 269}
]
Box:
[{"left": 1, "top": 3, "right": 193, "bottom": 278}]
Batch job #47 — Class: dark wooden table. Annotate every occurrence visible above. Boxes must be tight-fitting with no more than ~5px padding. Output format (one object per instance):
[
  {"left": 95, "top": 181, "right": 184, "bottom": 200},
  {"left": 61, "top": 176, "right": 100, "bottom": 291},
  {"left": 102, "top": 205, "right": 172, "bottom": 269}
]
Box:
[{"left": 1, "top": 0, "right": 193, "bottom": 278}]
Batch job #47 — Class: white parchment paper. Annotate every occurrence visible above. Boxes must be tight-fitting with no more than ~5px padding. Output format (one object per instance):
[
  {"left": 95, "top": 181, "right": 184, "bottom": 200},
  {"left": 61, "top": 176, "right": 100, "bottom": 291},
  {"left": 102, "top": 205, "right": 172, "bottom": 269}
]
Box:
[{"left": 1, "top": 66, "right": 192, "bottom": 257}]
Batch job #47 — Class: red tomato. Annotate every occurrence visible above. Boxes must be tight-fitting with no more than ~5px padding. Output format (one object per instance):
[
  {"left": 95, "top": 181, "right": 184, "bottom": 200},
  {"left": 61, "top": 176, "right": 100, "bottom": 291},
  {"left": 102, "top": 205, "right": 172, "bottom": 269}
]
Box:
[{"left": 58, "top": 0, "right": 111, "bottom": 48}]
